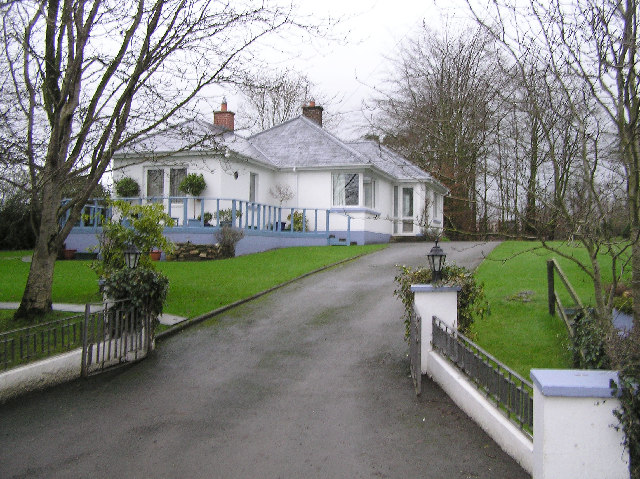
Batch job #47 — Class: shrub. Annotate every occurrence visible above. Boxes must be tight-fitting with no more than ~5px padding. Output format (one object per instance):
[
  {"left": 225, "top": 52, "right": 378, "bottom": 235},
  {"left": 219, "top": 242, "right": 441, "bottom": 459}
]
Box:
[
  {"left": 114, "top": 177, "right": 140, "bottom": 197},
  {"left": 571, "top": 311, "right": 612, "bottom": 369},
  {"left": 394, "top": 263, "right": 488, "bottom": 339},
  {"left": 215, "top": 208, "right": 242, "bottom": 223},
  {"left": 179, "top": 173, "right": 206, "bottom": 196},
  {"left": 615, "top": 295, "right": 634, "bottom": 315},
  {"left": 197, "top": 212, "right": 213, "bottom": 224},
  {"left": 287, "top": 210, "right": 309, "bottom": 232},
  {"left": 612, "top": 372, "right": 640, "bottom": 479},
  {"left": 606, "top": 325, "right": 640, "bottom": 478},
  {"left": 215, "top": 226, "right": 244, "bottom": 258},
  {"left": 0, "top": 193, "right": 36, "bottom": 250},
  {"left": 103, "top": 267, "right": 169, "bottom": 319},
  {"left": 92, "top": 200, "right": 174, "bottom": 278}
]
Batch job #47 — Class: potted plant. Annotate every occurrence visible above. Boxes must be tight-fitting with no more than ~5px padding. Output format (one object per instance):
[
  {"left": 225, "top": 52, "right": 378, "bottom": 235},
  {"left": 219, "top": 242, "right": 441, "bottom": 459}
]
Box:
[
  {"left": 63, "top": 248, "right": 77, "bottom": 260},
  {"left": 197, "top": 212, "right": 213, "bottom": 226},
  {"left": 287, "top": 210, "right": 309, "bottom": 232},
  {"left": 114, "top": 176, "right": 140, "bottom": 198},
  {"left": 269, "top": 184, "right": 294, "bottom": 231},
  {"left": 179, "top": 173, "right": 207, "bottom": 218},
  {"left": 150, "top": 249, "right": 162, "bottom": 261},
  {"left": 215, "top": 208, "right": 242, "bottom": 227}
]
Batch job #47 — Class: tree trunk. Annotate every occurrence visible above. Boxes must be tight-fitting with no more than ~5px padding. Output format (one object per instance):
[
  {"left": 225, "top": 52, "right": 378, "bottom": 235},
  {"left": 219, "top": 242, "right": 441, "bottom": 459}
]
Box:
[
  {"left": 15, "top": 183, "right": 63, "bottom": 320},
  {"left": 632, "top": 229, "right": 640, "bottom": 329},
  {"left": 524, "top": 117, "right": 538, "bottom": 236}
]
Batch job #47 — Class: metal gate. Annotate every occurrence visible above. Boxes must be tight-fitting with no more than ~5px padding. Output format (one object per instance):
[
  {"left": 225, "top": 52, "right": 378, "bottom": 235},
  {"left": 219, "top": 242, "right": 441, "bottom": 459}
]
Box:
[
  {"left": 81, "top": 301, "right": 154, "bottom": 377},
  {"left": 409, "top": 306, "right": 422, "bottom": 395}
]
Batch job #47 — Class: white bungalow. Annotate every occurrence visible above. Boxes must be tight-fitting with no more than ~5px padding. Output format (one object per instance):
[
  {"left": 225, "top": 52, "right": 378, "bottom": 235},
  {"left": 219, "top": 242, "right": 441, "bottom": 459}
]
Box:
[{"left": 67, "top": 102, "right": 447, "bottom": 255}]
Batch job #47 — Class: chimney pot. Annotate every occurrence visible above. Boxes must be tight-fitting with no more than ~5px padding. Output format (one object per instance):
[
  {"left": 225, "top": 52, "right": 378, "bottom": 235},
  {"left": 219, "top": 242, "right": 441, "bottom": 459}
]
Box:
[
  {"left": 302, "top": 102, "right": 323, "bottom": 127},
  {"left": 214, "top": 100, "right": 235, "bottom": 131}
]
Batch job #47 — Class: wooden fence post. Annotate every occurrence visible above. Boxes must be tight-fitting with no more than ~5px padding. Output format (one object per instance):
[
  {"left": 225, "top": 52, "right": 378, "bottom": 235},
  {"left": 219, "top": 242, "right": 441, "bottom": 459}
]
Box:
[{"left": 547, "top": 260, "right": 555, "bottom": 316}]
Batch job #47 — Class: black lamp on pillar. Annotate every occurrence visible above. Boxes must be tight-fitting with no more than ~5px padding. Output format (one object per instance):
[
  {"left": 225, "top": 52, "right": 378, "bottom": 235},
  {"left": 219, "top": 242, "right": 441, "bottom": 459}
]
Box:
[
  {"left": 427, "top": 239, "right": 446, "bottom": 282},
  {"left": 123, "top": 246, "right": 141, "bottom": 269}
]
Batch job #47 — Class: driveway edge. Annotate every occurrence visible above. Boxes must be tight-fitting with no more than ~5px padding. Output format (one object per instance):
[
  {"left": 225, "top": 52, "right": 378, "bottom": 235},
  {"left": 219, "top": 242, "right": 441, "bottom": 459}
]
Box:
[{"left": 155, "top": 251, "right": 373, "bottom": 341}]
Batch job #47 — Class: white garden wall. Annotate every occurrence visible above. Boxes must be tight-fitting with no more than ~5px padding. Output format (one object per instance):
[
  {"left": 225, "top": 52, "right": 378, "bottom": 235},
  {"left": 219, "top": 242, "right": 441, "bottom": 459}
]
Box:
[{"left": 411, "top": 284, "right": 630, "bottom": 479}]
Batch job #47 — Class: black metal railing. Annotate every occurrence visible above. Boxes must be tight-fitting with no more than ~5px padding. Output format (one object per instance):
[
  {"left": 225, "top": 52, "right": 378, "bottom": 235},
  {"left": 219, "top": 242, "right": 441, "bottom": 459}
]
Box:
[
  {"left": 432, "top": 316, "right": 534, "bottom": 435},
  {"left": 0, "top": 313, "right": 84, "bottom": 371}
]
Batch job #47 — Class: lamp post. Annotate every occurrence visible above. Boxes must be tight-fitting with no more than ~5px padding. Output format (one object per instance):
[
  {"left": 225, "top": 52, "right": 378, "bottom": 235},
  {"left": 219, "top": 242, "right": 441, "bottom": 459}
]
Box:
[
  {"left": 123, "top": 246, "right": 141, "bottom": 269},
  {"left": 427, "top": 239, "right": 446, "bottom": 282}
]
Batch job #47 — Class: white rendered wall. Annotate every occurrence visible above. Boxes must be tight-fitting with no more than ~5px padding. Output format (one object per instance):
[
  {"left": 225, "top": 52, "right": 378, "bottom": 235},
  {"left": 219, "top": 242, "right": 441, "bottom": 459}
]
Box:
[
  {"left": 411, "top": 285, "right": 629, "bottom": 478},
  {"left": 0, "top": 349, "right": 82, "bottom": 404},
  {"left": 531, "top": 369, "right": 629, "bottom": 479},
  {"left": 412, "top": 285, "right": 534, "bottom": 473},
  {"left": 428, "top": 351, "right": 534, "bottom": 473},
  {"left": 293, "top": 171, "right": 330, "bottom": 209}
]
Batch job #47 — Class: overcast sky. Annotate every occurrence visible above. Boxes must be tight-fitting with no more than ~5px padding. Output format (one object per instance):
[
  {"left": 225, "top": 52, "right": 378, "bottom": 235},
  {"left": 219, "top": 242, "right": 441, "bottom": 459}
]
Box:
[{"left": 215, "top": 0, "right": 472, "bottom": 140}]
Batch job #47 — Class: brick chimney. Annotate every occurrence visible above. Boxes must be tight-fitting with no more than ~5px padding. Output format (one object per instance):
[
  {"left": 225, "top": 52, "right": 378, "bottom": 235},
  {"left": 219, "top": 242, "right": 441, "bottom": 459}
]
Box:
[
  {"left": 302, "top": 100, "right": 323, "bottom": 127},
  {"left": 213, "top": 98, "right": 235, "bottom": 131}
]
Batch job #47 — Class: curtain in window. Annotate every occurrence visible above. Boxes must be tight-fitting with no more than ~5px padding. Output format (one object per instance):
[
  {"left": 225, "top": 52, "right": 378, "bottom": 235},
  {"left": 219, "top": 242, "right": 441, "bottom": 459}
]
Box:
[
  {"left": 147, "top": 169, "right": 164, "bottom": 198},
  {"left": 402, "top": 188, "right": 413, "bottom": 217},
  {"left": 170, "top": 168, "right": 186, "bottom": 197}
]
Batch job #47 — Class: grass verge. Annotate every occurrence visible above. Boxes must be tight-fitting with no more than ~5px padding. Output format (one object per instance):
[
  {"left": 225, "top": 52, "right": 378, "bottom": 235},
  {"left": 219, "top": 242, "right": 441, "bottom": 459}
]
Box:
[
  {"left": 0, "top": 245, "right": 386, "bottom": 324},
  {"left": 471, "top": 240, "right": 628, "bottom": 378}
]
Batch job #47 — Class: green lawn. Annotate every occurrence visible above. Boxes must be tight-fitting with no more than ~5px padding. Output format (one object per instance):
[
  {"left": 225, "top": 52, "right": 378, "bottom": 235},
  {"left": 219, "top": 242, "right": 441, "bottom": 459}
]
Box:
[
  {"left": 0, "top": 245, "right": 386, "bottom": 320},
  {"left": 472, "top": 241, "right": 629, "bottom": 378}
]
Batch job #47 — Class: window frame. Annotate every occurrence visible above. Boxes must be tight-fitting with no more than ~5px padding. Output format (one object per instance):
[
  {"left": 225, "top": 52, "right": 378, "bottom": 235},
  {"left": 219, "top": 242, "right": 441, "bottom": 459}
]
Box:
[
  {"left": 332, "top": 172, "right": 360, "bottom": 207},
  {"left": 363, "top": 175, "right": 376, "bottom": 208},
  {"left": 170, "top": 168, "right": 187, "bottom": 197},
  {"left": 146, "top": 169, "right": 165, "bottom": 199}
]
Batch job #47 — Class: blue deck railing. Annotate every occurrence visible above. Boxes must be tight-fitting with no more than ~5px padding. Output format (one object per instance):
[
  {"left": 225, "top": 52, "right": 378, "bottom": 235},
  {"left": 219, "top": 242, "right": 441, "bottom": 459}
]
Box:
[{"left": 63, "top": 196, "right": 352, "bottom": 241}]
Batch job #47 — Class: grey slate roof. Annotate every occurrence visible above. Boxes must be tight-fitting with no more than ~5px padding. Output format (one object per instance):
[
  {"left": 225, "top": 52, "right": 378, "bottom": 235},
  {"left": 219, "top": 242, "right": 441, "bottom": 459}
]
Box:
[
  {"left": 248, "top": 116, "right": 365, "bottom": 168},
  {"left": 346, "top": 141, "right": 433, "bottom": 181},
  {"left": 114, "top": 114, "right": 445, "bottom": 190},
  {"left": 114, "top": 119, "right": 270, "bottom": 165},
  {"left": 115, "top": 119, "right": 225, "bottom": 156}
]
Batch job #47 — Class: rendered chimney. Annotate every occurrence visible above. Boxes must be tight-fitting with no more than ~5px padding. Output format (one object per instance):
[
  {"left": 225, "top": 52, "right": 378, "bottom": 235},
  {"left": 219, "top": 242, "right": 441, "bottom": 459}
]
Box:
[
  {"left": 214, "top": 98, "right": 235, "bottom": 131},
  {"left": 302, "top": 100, "right": 323, "bottom": 127}
]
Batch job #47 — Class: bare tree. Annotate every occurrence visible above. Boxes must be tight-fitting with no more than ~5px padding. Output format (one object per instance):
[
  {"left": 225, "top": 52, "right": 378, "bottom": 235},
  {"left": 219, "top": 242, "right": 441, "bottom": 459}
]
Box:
[
  {"left": 372, "top": 26, "right": 504, "bottom": 238},
  {"left": 466, "top": 0, "right": 638, "bottom": 325},
  {"left": 1, "top": 0, "right": 320, "bottom": 319},
  {"left": 236, "top": 68, "right": 337, "bottom": 134}
]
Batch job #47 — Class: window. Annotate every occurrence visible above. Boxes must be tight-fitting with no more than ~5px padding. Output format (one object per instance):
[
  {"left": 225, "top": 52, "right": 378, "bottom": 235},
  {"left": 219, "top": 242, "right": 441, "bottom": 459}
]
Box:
[
  {"left": 147, "top": 169, "right": 164, "bottom": 198},
  {"left": 402, "top": 187, "right": 414, "bottom": 233},
  {"left": 170, "top": 168, "right": 186, "bottom": 197},
  {"left": 402, "top": 188, "right": 413, "bottom": 216},
  {"left": 363, "top": 175, "right": 375, "bottom": 208},
  {"left": 249, "top": 173, "right": 257, "bottom": 202},
  {"left": 332, "top": 173, "right": 359, "bottom": 206},
  {"left": 393, "top": 186, "right": 399, "bottom": 217},
  {"left": 393, "top": 186, "right": 399, "bottom": 234},
  {"left": 433, "top": 194, "right": 442, "bottom": 219}
]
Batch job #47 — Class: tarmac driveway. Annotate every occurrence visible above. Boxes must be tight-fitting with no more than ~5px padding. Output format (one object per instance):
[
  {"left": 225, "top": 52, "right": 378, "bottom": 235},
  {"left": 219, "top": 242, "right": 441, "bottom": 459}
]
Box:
[{"left": 0, "top": 242, "right": 530, "bottom": 478}]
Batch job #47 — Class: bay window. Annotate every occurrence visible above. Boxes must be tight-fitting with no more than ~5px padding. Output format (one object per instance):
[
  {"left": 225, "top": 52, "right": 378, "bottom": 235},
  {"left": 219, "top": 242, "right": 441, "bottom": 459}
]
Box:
[
  {"left": 332, "top": 173, "right": 359, "bottom": 206},
  {"left": 363, "top": 175, "right": 375, "bottom": 208}
]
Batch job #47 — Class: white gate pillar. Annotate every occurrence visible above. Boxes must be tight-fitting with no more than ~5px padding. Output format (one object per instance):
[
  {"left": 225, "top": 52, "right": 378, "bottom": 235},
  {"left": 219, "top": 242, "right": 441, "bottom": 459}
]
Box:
[
  {"left": 411, "top": 285, "right": 459, "bottom": 374},
  {"left": 530, "top": 369, "right": 629, "bottom": 479}
]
